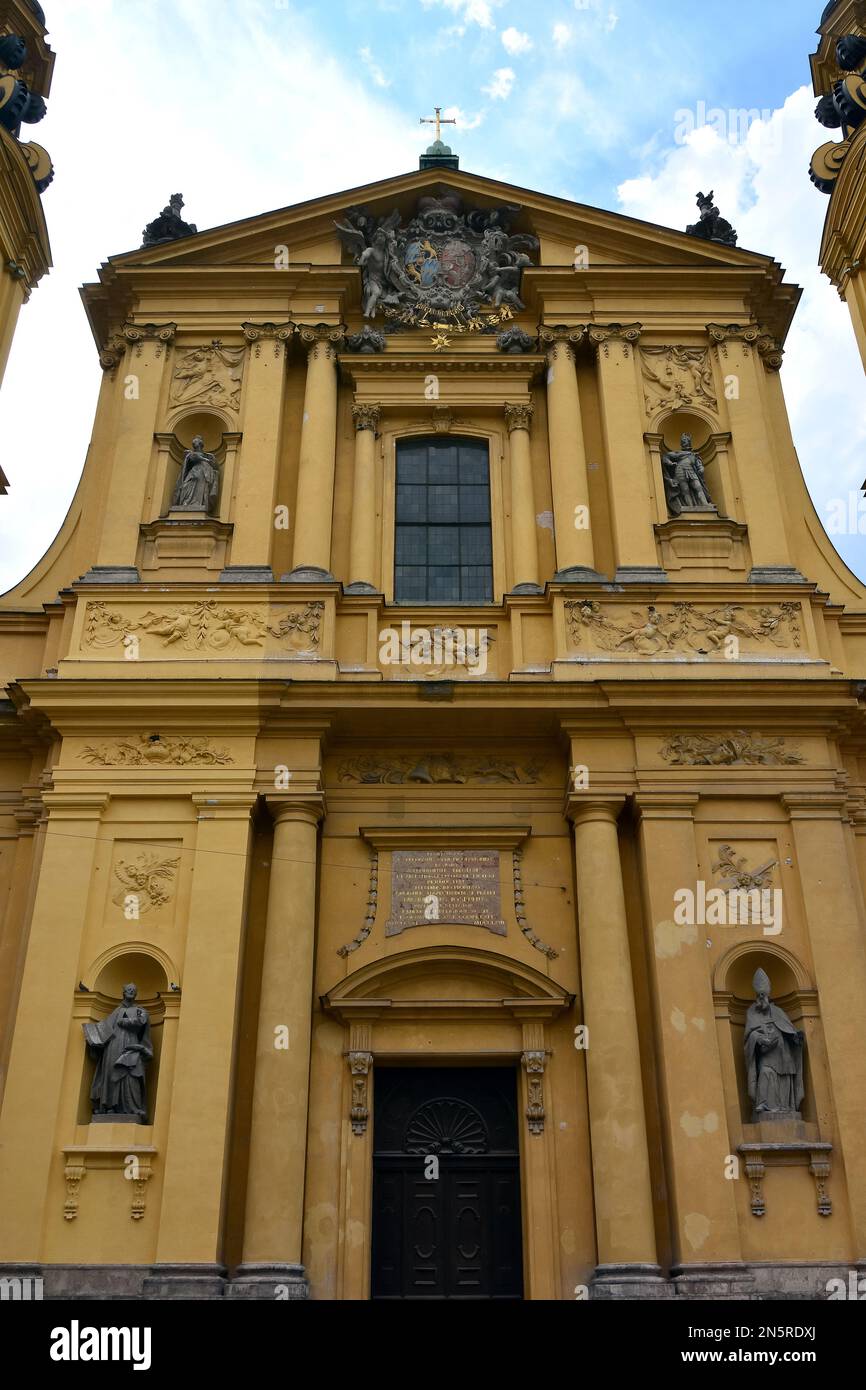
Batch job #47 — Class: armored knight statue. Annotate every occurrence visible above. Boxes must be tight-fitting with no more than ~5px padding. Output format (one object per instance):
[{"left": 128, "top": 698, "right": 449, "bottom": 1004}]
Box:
[
  {"left": 83, "top": 984, "right": 153, "bottom": 1124},
  {"left": 142, "top": 194, "right": 198, "bottom": 249},
  {"left": 685, "top": 190, "right": 738, "bottom": 247},
  {"left": 744, "top": 969, "right": 805, "bottom": 1122},
  {"left": 171, "top": 436, "right": 219, "bottom": 514},
  {"left": 661, "top": 433, "right": 714, "bottom": 515}
]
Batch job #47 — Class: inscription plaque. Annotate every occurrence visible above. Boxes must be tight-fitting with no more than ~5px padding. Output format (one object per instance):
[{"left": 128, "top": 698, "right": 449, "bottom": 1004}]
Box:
[{"left": 385, "top": 849, "right": 506, "bottom": 938}]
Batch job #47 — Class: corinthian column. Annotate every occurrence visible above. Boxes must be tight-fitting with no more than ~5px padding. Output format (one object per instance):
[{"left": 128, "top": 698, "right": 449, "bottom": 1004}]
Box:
[
  {"left": 504, "top": 402, "right": 541, "bottom": 593},
  {"left": 588, "top": 323, "right": 666, "bottom": 583},
  {"left": 283, "top": 323, "right": 344, "bottom": 582},
  {"left": 537, "top": 325, "right": 603, "bottom": 582},
  {"left": 346, "top": 403, "right": 382, "bottom": 593},
  {"left": 568, "top": 798, "right": 662, "bottom": 1296},
  {"left": 229, "top": 798, "right": 322, "bottom": 1299}
]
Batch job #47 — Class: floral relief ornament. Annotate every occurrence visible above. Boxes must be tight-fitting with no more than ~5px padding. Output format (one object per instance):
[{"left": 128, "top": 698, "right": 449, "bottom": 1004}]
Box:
[{"left": 564, "top": 600, "right": 801, "bottom": 655}]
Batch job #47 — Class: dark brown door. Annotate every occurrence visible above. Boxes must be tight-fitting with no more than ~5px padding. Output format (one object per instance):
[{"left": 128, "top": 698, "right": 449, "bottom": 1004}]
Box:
[{"left": 371, "top": 1067, "right": 524, "bottom": 1300}]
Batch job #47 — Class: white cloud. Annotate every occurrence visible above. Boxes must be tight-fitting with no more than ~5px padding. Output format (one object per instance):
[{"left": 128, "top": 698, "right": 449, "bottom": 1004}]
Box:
[
  {"left": 482, "top": 67, "right": 515, "bottom": 101},
  {"left": 501, "top": 26, "right": 532, "bottom": 56},
  {"left": 359, "top": 45, "right": 391, "bottom": 88},
  {"left": 552, "top": 23, "right": 572, "bottom": 49},
  {"left": 421, "top": 0, "right": 502, "bottom": 31},
  {"left": 442, "top": 103, "right": 484, "bottom": 131},
  {"left": 0, "top": 0, "right": 416, "bottom": 594},
  {"left": 616, "top": 86, "right": 866, "bottom": 580}
]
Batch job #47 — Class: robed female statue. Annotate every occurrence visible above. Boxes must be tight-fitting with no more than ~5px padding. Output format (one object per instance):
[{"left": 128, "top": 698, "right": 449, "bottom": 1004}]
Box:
[
  {"left": 171, "top": 435, "right": 219, "bottom": 513},
  {"left": 83, "top": 983, "right": 153, "bottom": 1123}
]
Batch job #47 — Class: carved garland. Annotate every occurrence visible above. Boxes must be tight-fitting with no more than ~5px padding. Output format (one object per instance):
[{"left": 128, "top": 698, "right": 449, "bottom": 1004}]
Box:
[
  {"left": 337, "top": 850, "right": 379, "bottom": 958},
  {"left": 513, "top": 849, "right": 558, "bottom": 960},
  {"left": 79, "top": 735, "right": 233, "bottom": 768}
]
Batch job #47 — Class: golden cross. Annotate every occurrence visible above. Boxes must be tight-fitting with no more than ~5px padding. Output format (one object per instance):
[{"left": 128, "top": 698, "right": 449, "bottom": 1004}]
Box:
[{"left": 420, "top": 107, "right": 457, "bottom": 144}]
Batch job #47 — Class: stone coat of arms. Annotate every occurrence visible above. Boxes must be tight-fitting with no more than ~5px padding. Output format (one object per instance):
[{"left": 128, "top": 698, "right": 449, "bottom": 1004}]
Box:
[{"left": 335, "top": 190, "right": 539, "bottom": 323}]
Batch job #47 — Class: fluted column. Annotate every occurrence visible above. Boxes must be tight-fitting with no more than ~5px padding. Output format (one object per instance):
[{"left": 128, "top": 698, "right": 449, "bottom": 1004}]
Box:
[
  {"left": 229, "top": 798, "right": 322, "bottom": 1299},
  {"left": 706, "top": 323, "right": 802, "bottom": 583},
  {"left": 537, "top": 325, "right": 602, "bottom": 582},
  {"left": 284, "top": 324, "right": 344, "bottom": 582},
  {"left": 221, "top": 321, "right": 293, "bottom": 581},
  {"left": 568, "top": 798, "right": 661, "bottom": 1294},
  {"left": 346, "top": 403, "right": 381, "bottom": 593},
  {"left": 588, "top": 323, "right": 665, "bottom": 583},
  {"left": 504, "top": 401, "right": 541, "bottom": 593}
]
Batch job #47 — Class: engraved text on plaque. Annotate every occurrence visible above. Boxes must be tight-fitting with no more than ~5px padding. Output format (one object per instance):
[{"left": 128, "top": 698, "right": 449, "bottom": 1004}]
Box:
[{"left": 385, "top": 849, "right": 506, "bottom": 937}]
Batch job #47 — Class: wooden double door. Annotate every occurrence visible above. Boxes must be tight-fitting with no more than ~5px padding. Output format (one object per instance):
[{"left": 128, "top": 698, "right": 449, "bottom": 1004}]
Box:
[{"left": 371, "top": 1067, "right": 524, "bottom": 1300}]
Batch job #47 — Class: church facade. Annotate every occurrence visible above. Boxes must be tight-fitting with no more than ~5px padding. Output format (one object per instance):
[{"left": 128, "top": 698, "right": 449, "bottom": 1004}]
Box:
[{"left": 1, "top": 124, "right": 866, "bottom": 1300}]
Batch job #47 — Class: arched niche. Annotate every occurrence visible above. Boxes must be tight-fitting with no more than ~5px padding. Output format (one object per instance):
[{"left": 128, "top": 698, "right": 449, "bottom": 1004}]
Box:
[
  {"left": 153, "top": 410, "right": 240, "bottom": 520},
  {"left": 713, "top": 942, "right": 820, "bottom": 1127},
  {"left": 75, "top": 947, "right": 177, "bottom": 1126}
]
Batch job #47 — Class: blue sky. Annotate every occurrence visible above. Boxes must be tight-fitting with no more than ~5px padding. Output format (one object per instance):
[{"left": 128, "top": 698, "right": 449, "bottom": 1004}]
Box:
[{"left": 1, "top": 0, "right": 865, "bottom": 588}]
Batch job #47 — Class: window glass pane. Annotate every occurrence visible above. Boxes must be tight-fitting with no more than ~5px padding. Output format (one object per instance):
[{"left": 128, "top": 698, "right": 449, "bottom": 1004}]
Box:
[
  {"left": 428, "top": 486, "right": 459, "bottom": 523},
  {"left": 428, "top": 450, "right": 458, "bottom": 485},
  {"left": 428, "top": 567, "right": 460, "bottom": 601},
  {"left": 397, "top": 449, "right": 427, "bottom": 484},
  {"left": 457, "top": 448, "right": 488, "bottom": 486},
  {"left": 396, "top": 485, "right": 427, "bottom": 523},
  {"left": 395, "top": 567, "right": 427, "bottom": 602},
  {"left": 395, "top": 527, "right": 426, "bottom": 564},
  {"left": 461, "top": 567, "right": 493, "bottom": 602},
  {"left": 459, "top": 485, "right": 490, "bottom": 522},
  {"left": 428, "top": 527, "right": 460, "bottom": 565},
  {"left": 460, "top": 526, "right": 492, "bottom": 565}
]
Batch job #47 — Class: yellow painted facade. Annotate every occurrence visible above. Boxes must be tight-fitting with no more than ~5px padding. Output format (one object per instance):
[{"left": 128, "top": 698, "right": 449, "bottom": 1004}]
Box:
[{"left": 1, "top": 153, "right": 866, "bottom": 1301}]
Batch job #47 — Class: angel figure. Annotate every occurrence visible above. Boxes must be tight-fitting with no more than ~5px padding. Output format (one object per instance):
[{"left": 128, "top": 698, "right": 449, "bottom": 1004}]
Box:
[
  {"left": 335, "top": 208, "right": 402, "bottom": 318},
  {"left": 113, "top": 852, "right": 180, "bottom": 913}
]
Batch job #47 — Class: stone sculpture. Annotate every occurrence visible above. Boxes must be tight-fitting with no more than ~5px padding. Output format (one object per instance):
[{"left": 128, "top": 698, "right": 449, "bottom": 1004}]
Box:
[
  {"left": 744, "top": 969, "right": 805, "bottom": 1122},
  {"left": 83, "top": 984, "right": 152, "bottom": 1124}
]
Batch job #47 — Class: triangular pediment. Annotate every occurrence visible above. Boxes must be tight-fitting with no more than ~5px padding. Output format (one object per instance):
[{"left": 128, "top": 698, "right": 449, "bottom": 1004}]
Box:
[{"left": 101, "top": 166, "right": 778, "bottom": 276}]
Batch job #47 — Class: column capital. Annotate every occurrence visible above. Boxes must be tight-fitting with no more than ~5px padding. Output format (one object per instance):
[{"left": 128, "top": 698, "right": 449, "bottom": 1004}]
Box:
[
  {"left": 504, "top": 400, "right": 533, "bottom": 433},
  {"left": 588, "top": 322, "right": 643, "bottom": 357},
  {"left": 538, "top": 323, "right": 586, "bottom": 359},
  {"left": 352, "top": 402, "right": 381, "bottom": 433},
  {"left": 121, "top": 321, "right": 177, "bottom": 358},
  {"left": 297, "top": 321, "right": 346, "bottom": 356},
  {"left": 99, "top": 334, "right": 128, "bottom": 373},
  {"left": 266, "top": 795, "right": 324, "bottom": 827},
  {"left": 242, "top": 321, "right": 295, "bottom": 357},
  {"left": 566, "top": 795, "right": 626, "bottom": 827},
  {"left": 706, "top": 321, "right": 783, "bottom": 371}
]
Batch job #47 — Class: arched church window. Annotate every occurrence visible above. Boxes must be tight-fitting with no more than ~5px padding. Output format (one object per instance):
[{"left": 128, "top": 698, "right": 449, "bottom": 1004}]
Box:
[{"left": 394, "top": 437, "right": 493, "bottom": 603}]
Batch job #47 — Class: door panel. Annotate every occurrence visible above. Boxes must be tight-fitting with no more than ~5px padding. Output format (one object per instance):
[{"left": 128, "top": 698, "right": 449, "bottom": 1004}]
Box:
[{"left": 371, "top": 1068, "right": 523, "bottom": 1300}]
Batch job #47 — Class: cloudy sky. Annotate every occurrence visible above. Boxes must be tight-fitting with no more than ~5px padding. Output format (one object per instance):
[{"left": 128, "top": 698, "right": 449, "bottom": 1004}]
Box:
[{"left": 1, "top": 0, "right": 864, "bottom": 589}]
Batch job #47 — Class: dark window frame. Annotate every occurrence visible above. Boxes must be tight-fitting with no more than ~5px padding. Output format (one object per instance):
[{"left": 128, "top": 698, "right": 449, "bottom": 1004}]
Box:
[{"left": 394, "top": 436, "right": 494, "bottom": 605}]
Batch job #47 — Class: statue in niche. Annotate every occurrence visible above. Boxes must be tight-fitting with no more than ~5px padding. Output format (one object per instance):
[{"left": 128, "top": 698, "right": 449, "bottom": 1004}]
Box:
[
  {"left": 171, "top": 435, "right": 219, "bottom": 513},
  {"left": 744, "top": 969, "right": 804, "bottom": 1122},
  {"left": 83, "top": 983, "right": 153, "bottom": 1124},
  {"left": 661, "top": 433, "right": 714, "bottom": 516}
]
